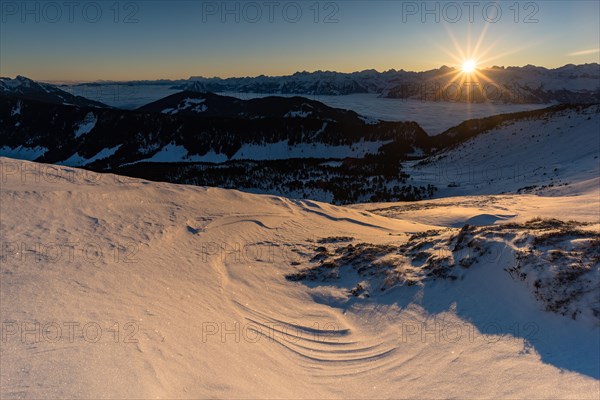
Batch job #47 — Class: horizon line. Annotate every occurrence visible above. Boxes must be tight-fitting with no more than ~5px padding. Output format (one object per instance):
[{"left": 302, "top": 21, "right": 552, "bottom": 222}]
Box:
[{"left": 3, "top": 62, "right": 598, "bottom": 85}]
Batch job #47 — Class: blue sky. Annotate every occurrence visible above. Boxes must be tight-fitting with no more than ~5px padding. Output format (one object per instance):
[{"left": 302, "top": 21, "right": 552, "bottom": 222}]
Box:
[{"left": 1, "top": 0, "right": 599, "bottom": 81}]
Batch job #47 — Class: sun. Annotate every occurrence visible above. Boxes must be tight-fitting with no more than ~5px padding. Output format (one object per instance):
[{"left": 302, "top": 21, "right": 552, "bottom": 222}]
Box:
[{"left": 462, "top": 60, "right": 477, "bottom": 73}]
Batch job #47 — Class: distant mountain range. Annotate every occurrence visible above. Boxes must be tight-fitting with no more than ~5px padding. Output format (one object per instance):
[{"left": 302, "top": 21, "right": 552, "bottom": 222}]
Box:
[{"left": 61, "top": 63, "right": 600, "bottom": 104}]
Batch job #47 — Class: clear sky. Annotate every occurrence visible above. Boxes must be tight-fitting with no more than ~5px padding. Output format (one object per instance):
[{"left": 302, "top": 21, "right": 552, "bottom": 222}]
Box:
[{"left": 1, "top": 0, "right": 599, "bottom": 81}]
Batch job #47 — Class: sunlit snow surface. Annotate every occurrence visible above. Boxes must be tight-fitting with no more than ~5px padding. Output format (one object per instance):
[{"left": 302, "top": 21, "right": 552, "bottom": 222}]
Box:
[
  {"left": 0, "top": 157, "right": 598, "bottom": 399},
  {"left": 1, "top": 84, "right": 596, "bottom": 399}
]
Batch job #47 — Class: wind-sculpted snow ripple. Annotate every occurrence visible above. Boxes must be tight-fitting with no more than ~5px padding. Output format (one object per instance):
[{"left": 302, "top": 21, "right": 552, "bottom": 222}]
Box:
[{"left": 233, "top": 302, "right": 399, "bottom": 374}]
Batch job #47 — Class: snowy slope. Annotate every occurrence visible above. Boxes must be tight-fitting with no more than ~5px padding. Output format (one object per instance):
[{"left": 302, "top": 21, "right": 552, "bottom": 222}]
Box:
[
  {"left": 111, "top": 103, "right": 600, "bottom": 204},
  {"left": 131, "top": 140, "right": 390, "bottom": 164},
  {"left": 407, "top": 104, "right": 600, "bottom": 197},
  {"left": 0, "top": 76, "right": 109, "bottom": 108},
  {"left": 0, "top": 157, "right": 598, "bottom": 399}
]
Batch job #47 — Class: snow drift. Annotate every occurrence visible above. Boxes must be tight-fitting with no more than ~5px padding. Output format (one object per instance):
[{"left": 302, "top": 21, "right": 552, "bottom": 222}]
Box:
[{"left": 0, "top": 157, "right": 598, "bottom": 399}]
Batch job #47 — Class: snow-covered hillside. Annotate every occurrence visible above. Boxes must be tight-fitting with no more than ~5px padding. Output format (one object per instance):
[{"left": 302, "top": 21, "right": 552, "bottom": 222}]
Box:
[
  {"left": 1, "top": 157, "right": 598, "bottom": 398},
  {"left": 0, "top": 76, "right": 108, "bottom": 108},
  {"left": 0, "top": 91, "right": 439, "bottom": 204},
  {"left": 407, "top": 104, "right": 600, "bottom": 197},
  {"left": 110, "top": 103, "right": 600, "bottom": 204}
]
